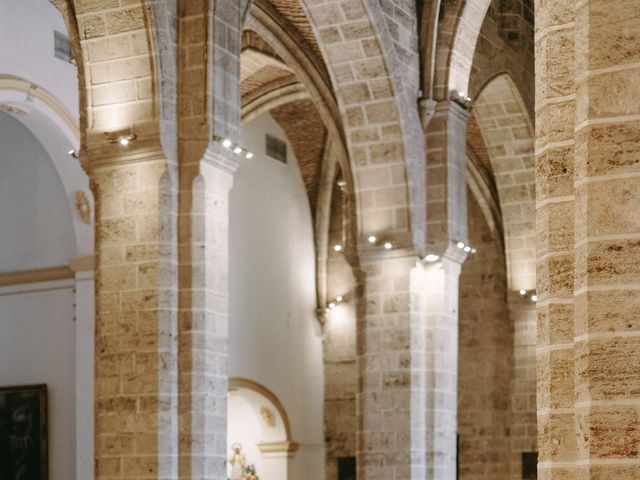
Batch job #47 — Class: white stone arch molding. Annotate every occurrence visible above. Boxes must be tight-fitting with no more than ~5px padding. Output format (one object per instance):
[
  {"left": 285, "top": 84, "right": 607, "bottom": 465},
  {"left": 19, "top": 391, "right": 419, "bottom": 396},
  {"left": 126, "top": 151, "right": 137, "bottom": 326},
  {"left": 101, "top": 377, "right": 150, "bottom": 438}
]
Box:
[
  {"left": 448, "top": 0, "right": 492, "bottom": 96},
  {"left": 0, "top": 75, "right": 93, "bottom": 257}
]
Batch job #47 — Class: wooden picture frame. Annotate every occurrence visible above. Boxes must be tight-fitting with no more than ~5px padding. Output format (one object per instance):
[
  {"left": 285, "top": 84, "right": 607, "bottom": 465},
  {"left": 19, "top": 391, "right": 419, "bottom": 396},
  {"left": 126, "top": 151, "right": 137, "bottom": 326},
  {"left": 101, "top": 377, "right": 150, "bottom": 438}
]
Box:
[{"left": 0, "top": 384, "right": 48, "bottom": 480}]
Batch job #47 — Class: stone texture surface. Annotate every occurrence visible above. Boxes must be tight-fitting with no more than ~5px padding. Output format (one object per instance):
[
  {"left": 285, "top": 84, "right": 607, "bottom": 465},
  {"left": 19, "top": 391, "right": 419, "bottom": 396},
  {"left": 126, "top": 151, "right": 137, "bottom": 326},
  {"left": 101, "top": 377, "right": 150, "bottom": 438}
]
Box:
[
  {"left": 48, "top": 1, "right": 640, "bottom": 480},
  {"left": 535, "top": 0, "right": 640, "bottom": 479},
  {"left": 459, "top": 193, "right": 512, "bottom": 480}
]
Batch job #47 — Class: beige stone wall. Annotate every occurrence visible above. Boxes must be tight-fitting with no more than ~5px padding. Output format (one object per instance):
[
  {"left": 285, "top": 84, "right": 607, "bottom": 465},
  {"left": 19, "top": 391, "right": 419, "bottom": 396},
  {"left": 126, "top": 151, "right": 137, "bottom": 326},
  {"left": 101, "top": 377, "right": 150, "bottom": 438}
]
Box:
[
  {"left": 459, "top": 192, "right": 512, "bottom": 480},
  {"left": 93, "top": 156, "right": 173, "bottom": 479}
]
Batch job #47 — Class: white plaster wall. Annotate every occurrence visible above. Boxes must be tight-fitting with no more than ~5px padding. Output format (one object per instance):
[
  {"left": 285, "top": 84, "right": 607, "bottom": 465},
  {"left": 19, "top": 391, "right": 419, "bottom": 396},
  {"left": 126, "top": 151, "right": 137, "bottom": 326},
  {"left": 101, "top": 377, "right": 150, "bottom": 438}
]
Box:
[
  {"left": 0, "top": 0, "right": 79, "bottom": 118},
  {"left": 0, "top": 109, "right": 91, "bottom": 479},
  {"left": 0, "top": 284, "right": 76, "bottom": 480},
  {"left": 229, "top": 113, "right": 324, "bottom": 478},
  {"left": 0, "top": 111, "right": 76, "bottom": 272}
]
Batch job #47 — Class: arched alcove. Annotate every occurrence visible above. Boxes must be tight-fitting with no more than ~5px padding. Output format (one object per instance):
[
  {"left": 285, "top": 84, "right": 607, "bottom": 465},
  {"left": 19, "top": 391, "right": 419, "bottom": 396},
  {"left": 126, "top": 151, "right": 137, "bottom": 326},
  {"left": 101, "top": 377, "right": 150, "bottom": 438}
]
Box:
[
  {"left": 229, "top": 111, "right": 324, "bottom": 479},
  {"left": 228, "top": 378, "right": 296, "bottom": 479}
]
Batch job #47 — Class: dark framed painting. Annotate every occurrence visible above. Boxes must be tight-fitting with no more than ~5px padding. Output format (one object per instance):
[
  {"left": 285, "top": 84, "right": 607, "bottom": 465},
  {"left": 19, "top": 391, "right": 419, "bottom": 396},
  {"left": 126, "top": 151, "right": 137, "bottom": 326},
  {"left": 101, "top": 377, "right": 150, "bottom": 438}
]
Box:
[{"left": 0, "top": 384, "right": 48, "bottom": 480}]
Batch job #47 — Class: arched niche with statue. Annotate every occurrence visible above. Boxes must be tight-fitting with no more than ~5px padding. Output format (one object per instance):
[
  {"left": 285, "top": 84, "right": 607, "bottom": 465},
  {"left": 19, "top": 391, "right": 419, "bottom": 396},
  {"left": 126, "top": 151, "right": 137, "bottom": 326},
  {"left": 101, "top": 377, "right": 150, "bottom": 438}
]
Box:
[{"left": 228, "top": 378, "right": 298, "bottom": 480}]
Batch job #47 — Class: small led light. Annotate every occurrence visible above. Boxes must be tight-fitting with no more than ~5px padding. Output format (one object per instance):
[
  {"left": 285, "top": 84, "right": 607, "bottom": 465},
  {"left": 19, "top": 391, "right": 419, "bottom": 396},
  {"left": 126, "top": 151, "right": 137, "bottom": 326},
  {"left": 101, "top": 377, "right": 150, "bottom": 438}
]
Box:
[
  {"left": 531, "top": 295, "right": 538, "bottom": 302},
  {"left": 336, "top": 296, "right": 343, "bottom": 302},
  {"left": 464, "top": 246, "right": 471, "bottom": 253},
  {"left": 368, "top": 236, "right": 377, "bottom": 244},
  {"left": 384, "top": 242, "right": 393, "bottom": 250},
  {"left": 245, "top": 152, "right": 254, "bottom": 159},
  {"left": 519, "top": 289, "right": 526, "bottom": 296},
  {"left": 328, "top": 303, "right": 336, "bottom": 310},
  {"left": 119, "top": 137, "right": 129, "bottom": 146},
  {"left": 466, "top": 96, "right": 472, "bottom": 102},
  {"left": 222, "top": 139, "right": 232, "bottom": 148},
  {"left": 68, "top": 149, "right": 75, "bottom": 156},
  {"left": 470, "top": 248, "right": 477, "bottom": 254},
  {"left": 457, "top": 241, "right": 465, "bottom": 249},
  {"left": 334, "top": 244, "right": 343, "bottom": 252},
  {"left": 234, "top": 147, "right": 242, "bottom": 155},
  {"left": 458, "top": 91, "right": 466, "bottom": 98},
  {"left": 424, "top": 254, "right": 440, "bottom": 263}
]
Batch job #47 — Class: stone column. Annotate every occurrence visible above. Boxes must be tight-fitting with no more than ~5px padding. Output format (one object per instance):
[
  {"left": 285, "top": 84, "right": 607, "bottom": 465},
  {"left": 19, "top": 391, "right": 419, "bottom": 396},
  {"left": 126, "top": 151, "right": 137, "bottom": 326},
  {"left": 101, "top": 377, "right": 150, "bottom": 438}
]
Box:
[
  {"left": 421, "top": 99, "right": 470, "bottom": 480},
  {"left": 572, "top": 1, "right": 640, "bottom": 478},
  {"left": 356, "top": 247, "right": 465, "bottom": 480},
  {"left": 534, "top": 0, "right": 577, "bottom": 477},
  {"left": 423, "top": 254, "right": 464, "bottom": 480},
  {"left": 92, "top": 149, "right": 178, "bottom": 479},
  {"left": 352, "top": 97, "right": 473, "bottom": 480},
  {"left": 178, "top": 144, "right": 237, "bottom": 479},
  {"left": 356, "top": 250, "right": 425, "bottom": 480}
]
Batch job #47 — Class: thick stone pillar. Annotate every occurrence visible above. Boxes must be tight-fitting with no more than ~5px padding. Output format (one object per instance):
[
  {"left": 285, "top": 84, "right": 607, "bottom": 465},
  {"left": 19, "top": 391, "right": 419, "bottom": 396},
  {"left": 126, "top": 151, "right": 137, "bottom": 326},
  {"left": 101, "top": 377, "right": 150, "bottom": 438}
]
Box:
[
  {"left": 92, "top": 149, "right": 178, "bottom": 479},
  {"left": 536, "top": 0, "right": 640, "bottom": 478},
  {"left": 573, "top": 1, "right": 640, "bottom": 478},
  {"left": 535, "top": 0, "right": 577, "bottom": 478},
  {"left": 423, "top": 254, "right": 464, "bottom": 480},
  {"left": 423, "top": 99, "right": 469, "bottom": 480},
  {"left": 356, "top": 251, "right": 425, "bottom": 480}
]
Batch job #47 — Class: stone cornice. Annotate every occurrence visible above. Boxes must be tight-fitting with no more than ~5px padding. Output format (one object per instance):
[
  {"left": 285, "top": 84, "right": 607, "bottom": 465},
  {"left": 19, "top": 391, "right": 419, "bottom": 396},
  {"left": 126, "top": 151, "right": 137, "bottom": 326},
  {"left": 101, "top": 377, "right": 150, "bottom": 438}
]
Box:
[
  {"left": 0, "top": 266, "right": 74, "bottom": 288},
  {"left": 85, "top": 140, "right": 167, "bottom": 170},
  {"left": 202, "top": 143, "right": 241, "bottom": 174}
]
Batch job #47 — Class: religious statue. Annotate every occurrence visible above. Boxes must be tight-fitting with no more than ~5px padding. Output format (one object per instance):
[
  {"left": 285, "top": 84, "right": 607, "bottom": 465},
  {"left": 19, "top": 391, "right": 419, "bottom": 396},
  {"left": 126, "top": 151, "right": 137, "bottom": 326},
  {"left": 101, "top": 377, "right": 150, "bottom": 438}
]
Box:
[{"left": 228, "top": 444, "right": 246, "bottom": 480}]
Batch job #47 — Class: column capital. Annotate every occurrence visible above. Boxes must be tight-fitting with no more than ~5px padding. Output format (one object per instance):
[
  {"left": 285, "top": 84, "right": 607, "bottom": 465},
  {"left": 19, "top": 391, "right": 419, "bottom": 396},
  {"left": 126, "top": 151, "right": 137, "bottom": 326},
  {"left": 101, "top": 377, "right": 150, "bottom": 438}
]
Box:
[
  {"left": 433, "top": 98, "right": 471, "bottom": 123},
  {"left": 202, "top": 141, "right": 241, "bottom": 174},
  {"left": 356, "top": 231, "right": 419, "bottom": 266}
]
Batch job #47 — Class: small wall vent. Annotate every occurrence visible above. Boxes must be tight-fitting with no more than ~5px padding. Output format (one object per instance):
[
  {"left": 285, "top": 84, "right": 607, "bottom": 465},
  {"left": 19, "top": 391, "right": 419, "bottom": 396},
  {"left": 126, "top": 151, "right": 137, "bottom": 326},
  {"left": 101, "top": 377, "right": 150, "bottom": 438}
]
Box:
[
  {"left": 54, "top": 31, "right": 73, "bottom": 63},
  {"left": 266, "top": 134, "right": 287, "bottom": 164}
]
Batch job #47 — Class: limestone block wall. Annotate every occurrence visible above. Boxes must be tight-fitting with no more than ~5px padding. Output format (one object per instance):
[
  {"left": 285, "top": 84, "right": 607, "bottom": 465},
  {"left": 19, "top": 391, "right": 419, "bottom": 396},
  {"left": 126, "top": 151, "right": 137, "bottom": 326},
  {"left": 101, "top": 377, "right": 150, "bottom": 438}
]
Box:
[
  {"left": 459, "top": 193, "right": 512, "bottom": 480},
  {"left": 508, "top": 295, "right": 537, "bottom": 480},
  {"left": 535, "top": 0, "right": 640, "bottom": 478}
]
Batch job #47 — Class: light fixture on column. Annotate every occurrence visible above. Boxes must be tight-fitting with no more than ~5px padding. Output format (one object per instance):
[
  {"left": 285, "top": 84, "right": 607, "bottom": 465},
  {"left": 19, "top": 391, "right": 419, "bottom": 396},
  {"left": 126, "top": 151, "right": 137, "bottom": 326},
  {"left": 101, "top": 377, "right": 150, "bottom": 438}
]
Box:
[
  {"left": 365, "top": 234, "right": 397, "bottom": 251},
  {"left": 327, "top": 294, "right": 346, "bottom": 310},
  {"left": 519, "top": 289, "right": 526, "bottom": 296},
  {"left": 105, "top": 131, "right": 137, "bottom": 146},
  {"left": 531, "top": 295, "right": 538, "bottom": 302},
  {"left": 212, "top": 135, "right": 254, "bottom": 159},
  {"left": 422, "top": 254, "right": 440, "bottom": 263},
  {"left": 68, "top": 149, "right": 78, "bottom": 159},
  {"left": 455, "top": 241, "right": 477, "bottom": 254},
  {"left": 450, "top": 90, "right": 473, "bottom": 109},
  {"left": 333, "top": 244, "right": 343, "bottom": 252}
]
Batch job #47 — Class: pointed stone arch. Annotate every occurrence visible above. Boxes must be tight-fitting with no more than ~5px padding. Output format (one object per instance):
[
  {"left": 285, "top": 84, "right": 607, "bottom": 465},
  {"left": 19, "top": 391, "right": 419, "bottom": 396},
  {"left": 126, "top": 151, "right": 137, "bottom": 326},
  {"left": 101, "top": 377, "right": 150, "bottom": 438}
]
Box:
[
  {"left": 244, "top": 0, "right": 425, "bottom": 246},
  {"left": 472, "top": 73, "right": 535, "bottom": 291}
]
